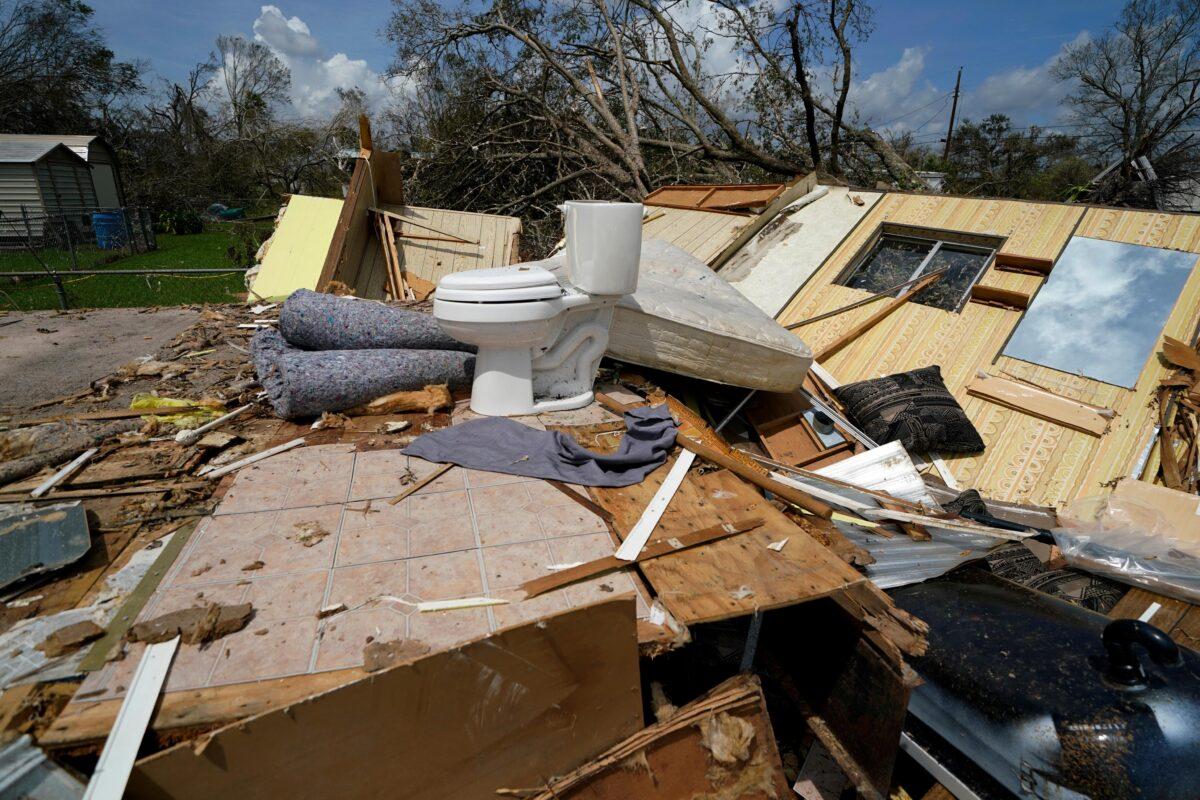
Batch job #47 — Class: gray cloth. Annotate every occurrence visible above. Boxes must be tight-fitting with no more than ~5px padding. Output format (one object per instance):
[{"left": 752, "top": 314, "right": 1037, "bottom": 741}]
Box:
[
  {"left": 403, "top": 404, "right": 677, "bottom": 487},
  {"left": 279, "top": 289, "right": 472, "bottom": 352},
  {"left": 251, "top": 329, "right": 474, "bottom": 419}
]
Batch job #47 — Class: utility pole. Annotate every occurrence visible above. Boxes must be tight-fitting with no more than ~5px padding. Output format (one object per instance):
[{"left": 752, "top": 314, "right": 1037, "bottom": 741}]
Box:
[{"left": 942, "top": 67, "right": 963, "bottom": 161}]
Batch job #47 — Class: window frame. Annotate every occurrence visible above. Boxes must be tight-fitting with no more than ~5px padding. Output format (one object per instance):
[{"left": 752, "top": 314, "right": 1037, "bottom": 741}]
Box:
[{"left": 837, "top": 224, "right": 1001, "bottom": 313}]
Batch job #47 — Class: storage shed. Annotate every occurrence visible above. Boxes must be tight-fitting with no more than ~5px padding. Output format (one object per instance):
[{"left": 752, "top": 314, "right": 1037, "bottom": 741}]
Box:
[{"left": 0, "top": 134, "right": 124, "bottom": 221}]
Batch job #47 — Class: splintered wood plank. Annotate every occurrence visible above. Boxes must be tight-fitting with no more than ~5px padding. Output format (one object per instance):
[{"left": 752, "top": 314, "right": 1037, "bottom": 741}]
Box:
[
  {"left": 522, "top": 674, "right": 788, "bottom": 800},
  {"left": 127, "top": 600, "right": 641, "bottom": 800},
  {"left": 591, "top": 458, "right": 864, "bottom": 625}
]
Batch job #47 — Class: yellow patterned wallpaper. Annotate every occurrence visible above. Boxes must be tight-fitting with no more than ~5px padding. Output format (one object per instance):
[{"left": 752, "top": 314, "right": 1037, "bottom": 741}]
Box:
[{"left": 776, "top": 194, "right": 1200, "bottom": 507}]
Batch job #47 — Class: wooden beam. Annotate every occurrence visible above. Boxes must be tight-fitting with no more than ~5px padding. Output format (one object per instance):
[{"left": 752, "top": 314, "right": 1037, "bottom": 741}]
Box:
[
  {"left": 388, "top": 463, "right": 453, "bottom": 505},
  {"left": 969, "top": 284, "right": 1031, "bottom": 311},
  {"left": 967, "top": 372, "right": 1111, "bottom": 436},
  {"left": 521, "top": 517, "right": 764, "bottom": 599},
  {"left": 814, "top": 270, "right": 943, "bottom": 362},
  {"left": 994, "top": 251, "right": 1054, "bottom": 275},
  {"left": 678, "top": 435, "right": 834, "bottom": 519}
]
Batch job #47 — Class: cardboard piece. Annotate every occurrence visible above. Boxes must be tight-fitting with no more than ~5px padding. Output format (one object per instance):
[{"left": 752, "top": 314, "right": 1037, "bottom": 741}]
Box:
[{"left": 128, "top": 599, "right": 642, "bottom": 800}]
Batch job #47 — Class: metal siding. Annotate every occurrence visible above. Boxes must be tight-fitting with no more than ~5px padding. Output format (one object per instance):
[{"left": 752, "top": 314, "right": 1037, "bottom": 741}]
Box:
[
  {"left": 776, "top": 194, "right": 1200, "bottom": 508},
  {"left": 0, "top": 163, "right": 43, "bottom": 222}
]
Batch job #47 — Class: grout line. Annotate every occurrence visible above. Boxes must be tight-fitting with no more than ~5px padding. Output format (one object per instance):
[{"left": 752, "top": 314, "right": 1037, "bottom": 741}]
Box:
[
  {"left": 464, "top": 485, "right": 497, "bottom": 633},
  {"left": 308, "top": 454, "right": 359, "bottom": 673}
]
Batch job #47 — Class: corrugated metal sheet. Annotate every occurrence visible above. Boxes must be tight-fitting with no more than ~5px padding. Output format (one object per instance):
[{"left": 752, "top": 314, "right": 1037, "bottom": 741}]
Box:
[
  {"left": 0, "top": 134, "right": 95, "bottom": 160},
  {"left": 0, "top": 163, "right": 42, "bottom": 223},
  {"left": 0, "top": 502, "right": 90, "bottom": 590},
  {"left": 34, "top": 152, "right": 96, "bottom": 210},
  {"left": 776, "top": 194, "right": 1200, "bottom": 508}
]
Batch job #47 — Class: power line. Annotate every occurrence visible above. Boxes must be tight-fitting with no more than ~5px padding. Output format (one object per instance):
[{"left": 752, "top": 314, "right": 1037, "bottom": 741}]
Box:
[{"left": 875, "top": 90, "right": 954, "bottom": 128}]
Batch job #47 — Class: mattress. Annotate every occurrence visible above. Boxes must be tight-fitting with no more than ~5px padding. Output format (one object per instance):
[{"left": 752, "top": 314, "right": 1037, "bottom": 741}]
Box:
[{"left": 547, "top": 239, "right": 813, "bottom": 392}]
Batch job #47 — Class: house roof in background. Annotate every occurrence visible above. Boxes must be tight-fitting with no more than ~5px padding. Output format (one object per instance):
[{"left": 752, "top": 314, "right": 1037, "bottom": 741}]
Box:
[
  {"left": 0, "top": 134, "right": 100, "bottom": 161},
  {"left": 0, "top": 139, "right": 90, "bottom": 165}
]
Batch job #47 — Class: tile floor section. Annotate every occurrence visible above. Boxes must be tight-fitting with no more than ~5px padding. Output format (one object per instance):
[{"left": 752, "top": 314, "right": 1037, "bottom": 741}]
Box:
[{"left": 76, "top": 441, "right": 651, "bottom": 703}]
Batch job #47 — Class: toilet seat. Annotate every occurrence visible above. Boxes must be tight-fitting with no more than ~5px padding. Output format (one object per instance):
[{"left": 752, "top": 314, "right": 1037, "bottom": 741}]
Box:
[{"left": 436, "top": 266, "right": 562, "bottom": 303}]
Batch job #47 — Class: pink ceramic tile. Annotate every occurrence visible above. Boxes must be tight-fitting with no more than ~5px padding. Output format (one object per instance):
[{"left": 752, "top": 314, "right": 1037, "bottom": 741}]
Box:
[
  {"left": 480, "top": 541, "right": 554, "bottom": 589},
  {"left": 208, "top": 617, "right": 320, "bottom": 685},
  {"left": 407, "top": 514, "right": 476, "bottom": 558},
  {"left": 328, "top": 561, "right": 408, "bottom": 608},
  {"left": 343, "top": 499, "right": 408, "bottom": 528},
  {"left": 314, "top": 607, "right": 410, "bottom": 672},
  {"left": 242, "top": 571, "right": 329, "bottom": 620},
  {"left": 407, "top": 551, "right": 484, "bottom": 600},
  {"left": 353, "top": 449, "right": 417, "bottom": 476},
  {"left": 407, "top": 488, "right": 471, "bottom": 522},
  {"left": 464, "top": 469, "right": 528, "bottom": 488},
  {"left": 564, "top": 573, "right": 640, "bottom": 608},
  {"left": 194, "top": 511, "right": 278, "bottom": 548},
  {"left": 535, "top": 503, "right": 608, "bottom": 536},
  {"left": 170, "top": 540, "right": 263, "bottom": 586},
  {"left": 336, "top": 524, "right": 409, "bottom": 566},
  {"left": 407, "top": 608, "right": 492, "bottom": 651},
  {"left": 491, "top": 592, "right": 570, "bottom": 629},
  {"left": 469, "top": 483, "right": 533, "bottom": 516},
  {"left": 419, "top": 467, "right": 467, "bottom": 494},
  {"left": 348, "top": 472, "right": 414, "bottom": 502},
  {"left": 163, "top": 641, "right": 224, "bottom": 692},
  {"left": 255, "top": 534, "right": 336, "bottom": 577},
  {"left": 139, "top": 582, "right": 248, "bottom": 622},
  {"left": 547, "top": 532, "right": 617, "bottom": 563},
  {"left": 474, "top": 508, "right": 544, "bottom": 547},
  {"left": 523, "top": 480, "right": 577, "bottom": 506}
]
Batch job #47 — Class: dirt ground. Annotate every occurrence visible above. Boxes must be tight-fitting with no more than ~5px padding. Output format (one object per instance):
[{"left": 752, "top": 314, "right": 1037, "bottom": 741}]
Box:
[{"left": 0, "top": 307, "right": 200, "bottom": 409}]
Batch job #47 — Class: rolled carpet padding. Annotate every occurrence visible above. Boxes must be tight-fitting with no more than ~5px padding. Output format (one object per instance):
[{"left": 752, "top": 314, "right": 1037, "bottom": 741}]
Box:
[
  {"left": 278, "top": 289, "right": 473, "bottom": 352},
  {"left": 251, "top": 330, "right": 474, "bottom": 419}
]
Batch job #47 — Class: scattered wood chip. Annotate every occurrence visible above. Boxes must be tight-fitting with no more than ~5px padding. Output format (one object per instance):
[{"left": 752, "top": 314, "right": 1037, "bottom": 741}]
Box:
[
  {"left": 383, "top": 420, "right": 411, "bottom": 433},
  {"left": 317, "top": 603, "right": 347, "bottom": 619},
  {"left": 292, "top": 521, "right": 331, "bottom": 548},
  {"left": 128, "top": 603, "right": 253, "bottom": 645},
  {"left": 241, "top": 560, "right": 265, "bottom": 571},
  {"left": 362, "top": 639, "right": 431, "bottom": 672},
  {"left": 36, "top": 620, "right": 105, "bottom": 658},
  {"left": 766, "top": 538, "right": 789, "bottom": 552},
  {"left": 310, "top": 411, "right": 348, "bottom": 430}
]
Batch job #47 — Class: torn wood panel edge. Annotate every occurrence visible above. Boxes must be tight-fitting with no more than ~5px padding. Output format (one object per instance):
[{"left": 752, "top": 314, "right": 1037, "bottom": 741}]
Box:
[
  {"left": 966, "top": 372, "right": 1110, "bottom": 436},
  {"left": 968, "top": 284, "right": 1030, "bottom": 311},
  {"left": 518, "top": 673, "right": 784, "bottom": 800},
  {"left": 522, "top": 517, "right": 764, "bottom": 599},
  {"left": 993, "top": 251, "right": 1054, "bottom": 275},
  {"left": 78, "top": 522, "right": 197, "bottom": 672}
]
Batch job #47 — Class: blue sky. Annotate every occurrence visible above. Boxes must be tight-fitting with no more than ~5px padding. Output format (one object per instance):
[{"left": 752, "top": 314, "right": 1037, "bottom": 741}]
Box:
[{"left": 93, "top": 0, "right": 1128, "bottom": 130}]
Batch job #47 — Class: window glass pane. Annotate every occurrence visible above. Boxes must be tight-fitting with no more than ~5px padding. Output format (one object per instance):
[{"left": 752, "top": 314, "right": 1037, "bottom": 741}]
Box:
[
  {"left": 846, "top": 237, "right": 932, "bottom": 294},
  {"left": 914, "top": 246, "right": 992, "bottom": 311},
  {"left": 1002, "top": 237, "right": 1196, "bottom": 388}
]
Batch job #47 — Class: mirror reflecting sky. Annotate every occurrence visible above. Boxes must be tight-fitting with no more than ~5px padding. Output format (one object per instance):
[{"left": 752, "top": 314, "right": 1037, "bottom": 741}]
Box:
[{"left": 1002, "top": 237, "right": 1196, "bottom": 388}]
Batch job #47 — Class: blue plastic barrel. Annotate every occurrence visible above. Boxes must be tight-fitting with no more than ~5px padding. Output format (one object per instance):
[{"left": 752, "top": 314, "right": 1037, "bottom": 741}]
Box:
[{"left": 92, "top": 211, "right": 127, "bottom": 249}]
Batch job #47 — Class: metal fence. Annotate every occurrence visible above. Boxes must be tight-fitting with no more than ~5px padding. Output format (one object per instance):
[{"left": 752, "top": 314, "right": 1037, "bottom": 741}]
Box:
[{"left": 0, "top": 205, "right": 157, "bottom": 267}]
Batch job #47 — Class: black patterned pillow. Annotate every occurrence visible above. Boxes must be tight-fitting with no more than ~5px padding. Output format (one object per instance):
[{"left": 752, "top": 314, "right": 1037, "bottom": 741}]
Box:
[{"left": 832, "top": 366, "right": 985, "bottom": 453}]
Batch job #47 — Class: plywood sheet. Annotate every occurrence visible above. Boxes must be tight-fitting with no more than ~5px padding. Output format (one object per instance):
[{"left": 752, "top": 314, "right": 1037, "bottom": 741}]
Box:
[
  {"left": 773, "top": 193, "right": 1200, "bottom": 507},
  {"left": 591, "top": 458, "right": 865, "bottom": 625},
  {"left": 129, "top": 599, "right": 642, "bottom": 800},
  {"left": 249, "top": 196, "right": 344, "bottom": 300},
  {"left": 382, "top": 204, "right": 522, "bottom": 285}
]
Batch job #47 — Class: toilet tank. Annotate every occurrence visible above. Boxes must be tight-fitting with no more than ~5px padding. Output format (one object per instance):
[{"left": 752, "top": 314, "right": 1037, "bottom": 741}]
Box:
[{"left": 563, "top": 201, "right": 643, "bottom": 295}]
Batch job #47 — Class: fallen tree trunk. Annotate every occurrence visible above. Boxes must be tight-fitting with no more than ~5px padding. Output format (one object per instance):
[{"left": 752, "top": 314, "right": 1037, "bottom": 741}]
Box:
[{"left": 0, "top": 419, "right": 139, "bottom": 488}]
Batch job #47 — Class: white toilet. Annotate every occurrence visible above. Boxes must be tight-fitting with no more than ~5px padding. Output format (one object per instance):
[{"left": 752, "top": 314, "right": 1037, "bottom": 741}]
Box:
[{"left": 434, "top": 201, "right": 643, "bottom": 416}]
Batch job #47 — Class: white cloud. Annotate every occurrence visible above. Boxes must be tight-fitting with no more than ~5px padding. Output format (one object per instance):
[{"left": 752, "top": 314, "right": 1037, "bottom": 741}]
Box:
[
  {"left": 250, "top": 5, "right": 399, "bottom": 119},
  {"left": 846, "top": 32, "right": 1089, "bottom": 138},
  {"left": 962, "top": 32, "right": 1088, "bottom": 126}
]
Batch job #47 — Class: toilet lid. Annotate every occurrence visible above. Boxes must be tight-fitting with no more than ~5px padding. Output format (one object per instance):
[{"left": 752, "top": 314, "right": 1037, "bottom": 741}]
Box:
[{"left": 436, "top": 266, "right": 562, "bottom": 302}]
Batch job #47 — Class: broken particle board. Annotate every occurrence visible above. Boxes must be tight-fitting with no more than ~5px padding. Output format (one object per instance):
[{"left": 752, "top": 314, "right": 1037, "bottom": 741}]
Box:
[
  {"left": 590, "top": 453, "right": 866, "bottom": 625},
  {"left": 127, "top": 599, "right": 642, "bottom": 800},
  {"left": 519, "top": 673, "right": 789, "bottom": 800}
]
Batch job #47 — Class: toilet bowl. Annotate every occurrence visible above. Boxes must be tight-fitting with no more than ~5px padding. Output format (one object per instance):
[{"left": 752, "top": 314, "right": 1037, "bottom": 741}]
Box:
[{"left": 433, "top": 202, "right": 643, "bottom": 416}]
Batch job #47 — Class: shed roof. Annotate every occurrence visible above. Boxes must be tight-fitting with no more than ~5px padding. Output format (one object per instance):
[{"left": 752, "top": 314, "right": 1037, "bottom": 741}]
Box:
[{"left": 0, "top": 134, "right": 99, "bottom": 161}]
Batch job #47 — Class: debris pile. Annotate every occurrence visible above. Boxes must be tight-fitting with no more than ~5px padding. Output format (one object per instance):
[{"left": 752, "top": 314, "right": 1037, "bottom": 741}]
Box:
[{"left": 2, "top": 144, "right": 1200, "bottom": 800}]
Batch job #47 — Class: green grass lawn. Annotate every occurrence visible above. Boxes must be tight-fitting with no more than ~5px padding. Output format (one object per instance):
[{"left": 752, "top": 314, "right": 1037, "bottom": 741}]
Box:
[{"left": 0, "top": 224, "right": 271, "bottom": 311}]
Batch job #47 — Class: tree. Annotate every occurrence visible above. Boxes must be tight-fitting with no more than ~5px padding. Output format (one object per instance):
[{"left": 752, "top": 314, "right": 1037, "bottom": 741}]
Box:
[
  {"left": 1054, "top": 0, "right": 1200, "bottom": 206},
  {"left": 0, "top": 0, "right": 141, "bottom": 132},
  {"left": 941, "top": 114, "right": 1094, "bottom": 200},
  {"left": 213, "top": 34, "right": 291, "bottom": 138}
]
